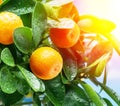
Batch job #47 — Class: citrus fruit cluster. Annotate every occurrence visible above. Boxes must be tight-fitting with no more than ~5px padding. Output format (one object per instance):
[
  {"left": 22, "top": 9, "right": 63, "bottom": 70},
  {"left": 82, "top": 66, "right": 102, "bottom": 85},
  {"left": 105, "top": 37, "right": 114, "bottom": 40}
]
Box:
[
  {"left": 0, "top": 0, "right": 115, "bottom": 80},
  {"left": 0, "top": 0, "right": 120, "bottom": 106},
  {"left": 46, "top": 0, "right": 115, "bottom": 78}
]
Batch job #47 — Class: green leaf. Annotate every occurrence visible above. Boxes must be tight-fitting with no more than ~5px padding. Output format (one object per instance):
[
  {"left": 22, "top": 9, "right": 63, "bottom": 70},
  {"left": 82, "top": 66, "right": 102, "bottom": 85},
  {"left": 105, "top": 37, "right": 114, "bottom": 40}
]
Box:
[
  {"left": 0, "top": 66, "right": 17, "bottom": 94},
  {"left": 13, "top": 27, "right": 33, "bottom": 54},
  {"left": 94, "top": 52, "right": 110, "bottom": 77},
  {"left": 33, "top": 93, "right": 41, "bottom": 106},
  {"left": 63, "top": 59, "right": 77, "bottom": 81},
  {"left": 47, "top": 102, "right": 54, "bottom": 106},
  {"left": 17, "top": 65, "right": 45, "bottom": 92},
  {"left": 14, "top": 70, "right": 30, "bottom": 95},
  {"left": 17, "top": 79, "right": 30, "bottom": 95},
  {"left": 20, "top": 13, "right": 32, "bottom": 27},
  {"left": 80, "top": 81, "right": 103, "bottom": 106},
  {"left": 44, "top": 75, "right": 65, "bottom": 106},
  {"left": 0, "top": 90, "right": 23, "bottom": 106},
  {"left": 103, "top": 98, "right": 113, "bottom": 106},
  {"left": 45, "top": 88, "right": 61, "bottom": 106},
  {"left": 1, "top": 48, "right": 15, "bottom": 67},
  {"left": 58, "top": 48, "right": 77, "bottom": 81},
  {"left": 62, "top": 84, "right": 89, "bottom": 106},
  {"left": 0, "top": 0, "right": 35, "bottom": 15},
  {"left": 60, "top": 72, "right": 70, "bottom": 84},
  {"left": 32, "top": 1, "right": 47, "bottom": 47},
  {"left": 99, "top": 82, "right": 120, "bottom": 105}
]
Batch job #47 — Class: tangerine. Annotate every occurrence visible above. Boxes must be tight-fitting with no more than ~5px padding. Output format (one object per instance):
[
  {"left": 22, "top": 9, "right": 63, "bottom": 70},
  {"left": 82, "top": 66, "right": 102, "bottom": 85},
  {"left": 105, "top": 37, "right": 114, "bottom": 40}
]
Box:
[
  {"left": 0, "top": 11, "right": 23, "bottom": 45},
  {"left": 50, "top": 18, "right": 80, "bottom": 48},
  {"left": 30, "top": 47, "right": 63, "bottom": 80}
]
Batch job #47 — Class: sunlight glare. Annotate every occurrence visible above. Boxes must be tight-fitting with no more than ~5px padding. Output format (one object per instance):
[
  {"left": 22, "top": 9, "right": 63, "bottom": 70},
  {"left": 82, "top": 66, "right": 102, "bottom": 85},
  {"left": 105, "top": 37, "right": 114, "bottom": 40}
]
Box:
[{"left": 75, "top": 0, "right": 120, "bottom": 39}]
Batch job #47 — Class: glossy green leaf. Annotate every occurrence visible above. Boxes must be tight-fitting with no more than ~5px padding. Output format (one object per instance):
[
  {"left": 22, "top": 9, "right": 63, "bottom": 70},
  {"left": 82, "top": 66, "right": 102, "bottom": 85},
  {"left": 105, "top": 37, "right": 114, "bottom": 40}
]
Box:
[
  {"left": 17, "top": 65, "right": 45, "bottom": 92},
  {"left": 80, "top": 81, "right": 103, "bottom": 106},
  {"left": 1, "top": 48, "right": 15, "bottom": 67},
  {"left": 63, "top": 57, "right": 77, "bottom": 81},
  {"left": 99, "top": 82, "right": 120, "bottom": 105},
  {"left": 62, "top": 84, "right": 89, "bottom": 106},
  {"left": 58, "top": 48, "right": 77, "bottom": 81},
  {"left": 0, "top": 0, "right": 35, "bottom": 15},
  {"left": 44, "top": 75, "right": 65, "bottom": 106},
  {"left": 32, "top": 2, "right": 47, "bottom": 47},
  {"left": 0, "top": 90, "right": 23, "bottom": 106},
  {"left": 0, "top": 66, "right": 17, "bottom": 94},
  {"left": 63, "top": 59, "right": 77, "bottom": 81},
  {"left": 13, "top": 27, "right": 33, "bottom": 54},
  {"left": 17, "top": 79, "right": 30, "bottom": 95},
  {"left": 13, "top": 70, "right": 30, "bottom": 95},
  {"left": 45, "top": 88, "right": 61, "bottom": 106}
]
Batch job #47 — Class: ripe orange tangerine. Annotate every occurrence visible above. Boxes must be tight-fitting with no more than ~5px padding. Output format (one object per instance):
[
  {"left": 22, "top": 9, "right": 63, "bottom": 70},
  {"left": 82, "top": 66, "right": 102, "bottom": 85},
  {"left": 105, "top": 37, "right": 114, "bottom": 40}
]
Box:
[
  {"left": 50, "top": 18, "right": 80, "bottom": 48},
  {"left": 30, "top": 47, "right": 63, "bottom": 80},
  {"left": 0, "top": 11, "right": 23, "bottom": 45}
]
